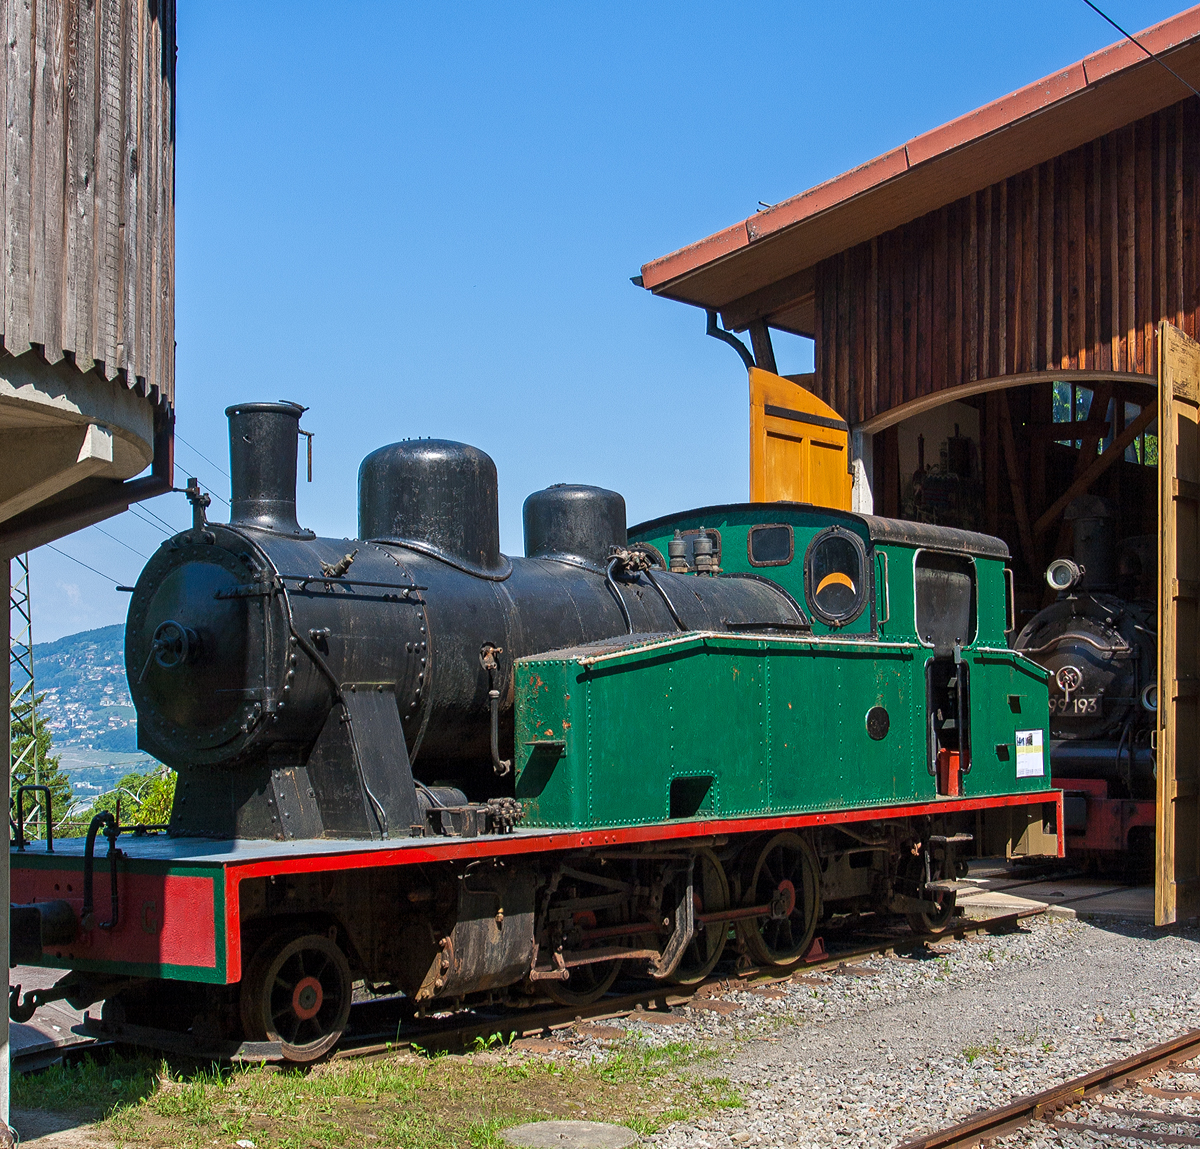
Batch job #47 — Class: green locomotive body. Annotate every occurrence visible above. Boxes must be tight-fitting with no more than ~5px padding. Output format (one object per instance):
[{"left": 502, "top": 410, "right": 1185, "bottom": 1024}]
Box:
[{"left": 515, "top": 505, "right": 1050, "bottom": 829}]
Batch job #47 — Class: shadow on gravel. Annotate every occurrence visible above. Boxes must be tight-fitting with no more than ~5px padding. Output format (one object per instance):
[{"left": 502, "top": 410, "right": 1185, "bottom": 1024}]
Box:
[{"left": 1069, "top": 916, "right": 1200, "bottom": 942}]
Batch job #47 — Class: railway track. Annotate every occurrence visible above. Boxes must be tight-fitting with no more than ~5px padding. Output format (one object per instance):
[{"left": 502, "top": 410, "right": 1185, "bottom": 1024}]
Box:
[
  {"left": 898, "top": 1026, "right": 1200, "bottom": 1148},
  {"left": 329, "top": 907, "right": 1046, "bottom": 1061},
  {"left": 15, "top": 908, "right": 1044, "bottom": 1073}
]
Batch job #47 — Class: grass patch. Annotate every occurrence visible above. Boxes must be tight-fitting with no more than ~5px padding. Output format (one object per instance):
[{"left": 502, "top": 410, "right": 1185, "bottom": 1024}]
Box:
[
  {"left": 960, "top": 1040, "right": 1002, "bottom": 1065},
  {"left": 13, "top": 1038, "right": 740, "bottom": 1148}
]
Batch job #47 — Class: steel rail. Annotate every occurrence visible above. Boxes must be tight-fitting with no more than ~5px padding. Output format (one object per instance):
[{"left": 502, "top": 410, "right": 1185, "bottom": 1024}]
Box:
[{"left": 897, "top": 1026, "right": 1200, "bottom": 1149}]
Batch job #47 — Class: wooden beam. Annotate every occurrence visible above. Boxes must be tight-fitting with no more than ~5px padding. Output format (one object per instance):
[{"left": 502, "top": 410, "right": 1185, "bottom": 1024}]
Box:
[
  {"left": 1033, "top": 401, "right": 1158, "bottom": 535},
  {"left": 1077, "top": 383, "right": 1115, "bottom": 458},
  {"left": 764, "top": 298, "right": 816, "bottom": 339},
  {"left": 1041, "top": 383, "right": 1115, "bottom": 580},
  {"left": 1029, "top": 382, "right": 1052, "bottom": 530},
  {"left": 721, "top": 267, "right": 815, "bottom": 332},
  {"left": 1112, "top": 394, "right": 1126, "bottom": 524},
  {"left": 854, "top": 370, "right": 1151, "bottom": 435},
  {"left": 748, "top": 320, "right": 778, "bottom": 375},
  {"left": 998, "top": 391, "right": 1040, "bottom": 583},
  {"left": 881, "top": 425, "right": 900, "bottom": 517}
]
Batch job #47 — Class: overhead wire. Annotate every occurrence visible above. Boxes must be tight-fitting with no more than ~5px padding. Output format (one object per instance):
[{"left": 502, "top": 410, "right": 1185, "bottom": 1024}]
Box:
[
  {"left": 127, "top": 504, "right": 174, "bottom": 536},
  {"left": 45, "top": 544, "right": 125, "bottom": 587},
  {"left": 172, "top": 430, "right": 233, "bottom": 509},
  {"left": 173, "top": 463, "right": 229, "bottom": 507},
  {"left": 132, "top": 502, "right": 179, "bottom": 535},
  {"left": 174, "top": 432, "right": 229, "bottom": 479},
  {"left": 92, "top": 525, "right": 148, "bottom": 560},
  {"left": 1079, "top": 0, "right": 1200, "bottom": 99}
]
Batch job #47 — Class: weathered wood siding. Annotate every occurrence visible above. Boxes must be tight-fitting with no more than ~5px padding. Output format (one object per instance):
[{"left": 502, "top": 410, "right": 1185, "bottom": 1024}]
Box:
[
  {"left": 1, "top": 0, "right": 175, "bottom": 404},
  {"left": 814, "top": 97, "right": 1199, "bottom": 425}
]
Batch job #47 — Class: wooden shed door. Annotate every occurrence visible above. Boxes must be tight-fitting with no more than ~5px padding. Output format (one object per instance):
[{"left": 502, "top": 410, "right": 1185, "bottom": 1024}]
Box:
[
  {"left": 748, "top": 368, "right": 852, "bottom": 509},
  {"left": 1157, "top": 321, "right": 1200, "bottom": 926}
]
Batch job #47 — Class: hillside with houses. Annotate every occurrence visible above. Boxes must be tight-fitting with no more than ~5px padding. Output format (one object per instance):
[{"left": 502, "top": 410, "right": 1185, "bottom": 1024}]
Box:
[{"left": 28, "top": 624, "right": 157, "bottom": 799}]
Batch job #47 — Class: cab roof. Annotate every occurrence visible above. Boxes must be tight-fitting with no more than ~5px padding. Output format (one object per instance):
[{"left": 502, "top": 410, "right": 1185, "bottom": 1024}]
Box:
[{"left": 629, "top": 503, "right": 1010, "bottom": 560}]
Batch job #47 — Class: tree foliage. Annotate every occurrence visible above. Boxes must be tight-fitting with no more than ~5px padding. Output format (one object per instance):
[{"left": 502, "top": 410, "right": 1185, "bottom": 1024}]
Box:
[{"left": 91, "top": 767, "right": 176, "bottom": 827}]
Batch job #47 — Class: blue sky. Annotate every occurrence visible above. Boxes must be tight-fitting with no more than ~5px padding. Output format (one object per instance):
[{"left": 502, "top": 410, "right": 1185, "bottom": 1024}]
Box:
[{"left": 30, "top": 0, "right": 1190, "bottom": 641}]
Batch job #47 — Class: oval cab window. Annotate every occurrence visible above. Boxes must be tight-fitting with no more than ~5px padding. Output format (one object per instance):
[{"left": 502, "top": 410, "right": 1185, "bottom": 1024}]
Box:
[{"left": 805, "top": 527, "right": 867, "bottom": 626}]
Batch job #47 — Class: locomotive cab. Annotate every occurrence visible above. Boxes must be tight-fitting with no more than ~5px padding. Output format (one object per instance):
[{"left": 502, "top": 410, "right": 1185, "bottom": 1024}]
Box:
[{"left": 627, "top": 505, "right": 1047, "bottom": 814}]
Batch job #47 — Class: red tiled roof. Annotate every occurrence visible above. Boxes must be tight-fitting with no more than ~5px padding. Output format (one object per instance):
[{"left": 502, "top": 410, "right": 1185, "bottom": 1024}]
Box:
[{"left": 641, "top": 5, "right": 1200, "bottom": 327}]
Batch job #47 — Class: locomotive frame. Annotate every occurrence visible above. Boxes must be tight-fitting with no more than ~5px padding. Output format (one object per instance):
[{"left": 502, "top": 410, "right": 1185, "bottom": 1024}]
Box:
[{"left": 10, "top": 784, "right": 1058, "bottom": 1060}]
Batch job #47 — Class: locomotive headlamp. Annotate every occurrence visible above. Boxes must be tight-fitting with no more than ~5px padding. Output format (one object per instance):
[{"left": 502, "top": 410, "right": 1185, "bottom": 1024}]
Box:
[{"left": 1045, "top": 557, "right": 1085, "bottom": 591}]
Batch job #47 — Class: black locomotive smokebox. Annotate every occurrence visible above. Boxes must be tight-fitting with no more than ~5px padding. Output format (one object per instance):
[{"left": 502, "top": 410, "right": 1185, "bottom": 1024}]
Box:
[
  {"left": 523, "top": 484, "right": 627, "bottom": 571},
  {"left": 358, "top": 439, "right": 509, "bottom": 577}
]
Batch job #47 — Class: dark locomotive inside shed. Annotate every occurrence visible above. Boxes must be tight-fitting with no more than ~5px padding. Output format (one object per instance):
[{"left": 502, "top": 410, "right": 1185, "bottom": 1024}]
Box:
[{"left": 878, "top": 384, "right": 1161, "bottom": 871}]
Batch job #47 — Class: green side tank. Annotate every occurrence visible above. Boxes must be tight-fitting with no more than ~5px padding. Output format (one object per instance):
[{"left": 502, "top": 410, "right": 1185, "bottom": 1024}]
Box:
[{"left": 513, "top": 504, "right": 1050, "bottom": 830}]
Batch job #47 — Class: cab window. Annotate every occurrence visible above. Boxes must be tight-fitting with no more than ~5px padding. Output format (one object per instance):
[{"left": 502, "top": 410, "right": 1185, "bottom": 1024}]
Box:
[
  {"left": 748, "top": 524, "right": 794, "bottom": 567},
  {"left": 804, "top": 527, "right": 867, "bottom": 626},
  {"left": 914, "top": 551, "right": 977, "bottom": 652}
]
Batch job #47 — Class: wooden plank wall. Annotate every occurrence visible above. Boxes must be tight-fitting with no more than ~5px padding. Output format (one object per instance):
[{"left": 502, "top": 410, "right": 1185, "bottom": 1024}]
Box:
[
  {"left": 0, "top": 0, "right": 175, "bottom": 406},
  {"left": 814, "top": 98, "right": 1199, "bottom": 425}
]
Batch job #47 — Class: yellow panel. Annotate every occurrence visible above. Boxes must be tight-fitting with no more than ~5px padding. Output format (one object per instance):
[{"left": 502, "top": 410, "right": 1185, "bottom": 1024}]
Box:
[
  {"left": 1157, "top": 321, "right": 1200, "bottom": 926},
  {"left": 748, "top": 367, "right": 852, "bottom": 509}
]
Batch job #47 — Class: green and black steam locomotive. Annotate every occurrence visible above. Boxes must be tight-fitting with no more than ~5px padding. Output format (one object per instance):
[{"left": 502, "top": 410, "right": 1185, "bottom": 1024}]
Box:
[{"left": 9, "top": 401, "right": 1055, "bottom": 1062}]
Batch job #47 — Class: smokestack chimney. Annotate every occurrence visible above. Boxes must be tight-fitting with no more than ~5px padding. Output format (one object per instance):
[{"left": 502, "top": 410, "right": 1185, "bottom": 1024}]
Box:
[
  {"left": 1066, "top": 495, "right": 1114, "bottom": 590},
  {"left": 225, "top": 401, "right": 313, "bottom": 537}
]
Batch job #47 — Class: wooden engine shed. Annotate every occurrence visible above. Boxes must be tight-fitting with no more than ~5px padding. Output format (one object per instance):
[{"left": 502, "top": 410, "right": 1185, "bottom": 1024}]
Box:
[
  {"left": 0, "top": 0, "right": 176, "bottom": 1123},
  {"left": 638, "top": 6, "right": 1200, "bottom": 926}
]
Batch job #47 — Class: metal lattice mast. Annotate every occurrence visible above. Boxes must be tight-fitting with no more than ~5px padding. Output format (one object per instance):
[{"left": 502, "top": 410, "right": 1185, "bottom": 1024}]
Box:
[{"left": 9, "top": 554, "right": 38, "bottom": 837}]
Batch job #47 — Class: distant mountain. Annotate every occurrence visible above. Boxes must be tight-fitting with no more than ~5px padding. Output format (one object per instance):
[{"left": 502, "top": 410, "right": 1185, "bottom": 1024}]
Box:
[
  {"left": 32, "top": 624, "right": 138, "bottom": 753},
  {"left": 26, "top": 623, "right": 159, "bottom": 798}
]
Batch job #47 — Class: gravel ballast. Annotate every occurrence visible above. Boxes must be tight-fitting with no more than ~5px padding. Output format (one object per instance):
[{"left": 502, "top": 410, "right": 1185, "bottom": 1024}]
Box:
[{"left": 541, "top": 915, "right": 1200, "bottom": 1147}]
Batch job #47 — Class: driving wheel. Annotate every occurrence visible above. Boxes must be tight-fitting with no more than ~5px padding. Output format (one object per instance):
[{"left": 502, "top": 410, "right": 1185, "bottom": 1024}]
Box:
[
  {"left": 904, "top": 851, "right": 957, "bottom": 935},
  {"left": 669, "top": 848, "right": 730, "bottom": 985},
  {"left": 736, "top": 832, "right": 821, "bottom": 968},
  {"left": 541, "top": 876, "right": 626, "bottom": 1007},
  {"left": 240, "top": 931, "right": 352, "bottom": 1063}
]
